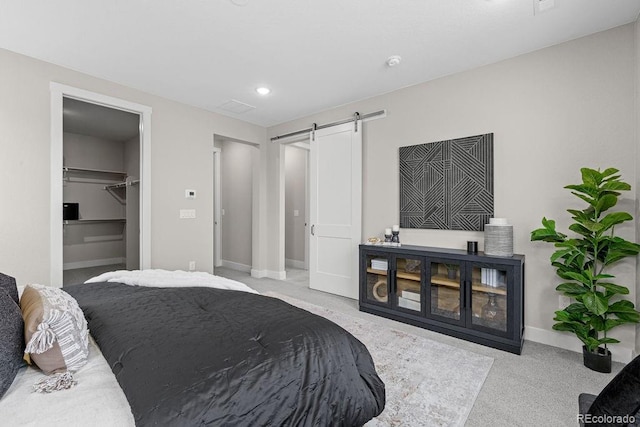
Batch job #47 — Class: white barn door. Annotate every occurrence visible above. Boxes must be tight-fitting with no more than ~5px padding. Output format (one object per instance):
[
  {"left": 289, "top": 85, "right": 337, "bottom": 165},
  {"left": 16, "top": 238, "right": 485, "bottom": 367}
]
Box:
[{"left": 309, "top": 121, "right": 362, "bottom": 299}]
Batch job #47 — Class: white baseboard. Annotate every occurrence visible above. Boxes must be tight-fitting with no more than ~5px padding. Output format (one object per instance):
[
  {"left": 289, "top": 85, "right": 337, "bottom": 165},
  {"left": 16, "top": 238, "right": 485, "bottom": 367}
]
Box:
[
  {"left": 249, "top": 269, "right": 287, "bottom": 280},
  {"left": 268, "top": 270, "right": 287, "bottom": 280},
  {"left": 251, "top": 269, "right": 267, "bottom": 278},
  {"left": 285, "top": 258, "right": 305, "bottom": 269},
  {"left": 524, "top": 326, "right": 634, "bottom": 363},
  {"left": 63, "top": 257, "right": 126, "bottom": 271},
  {"left": 221, "top": 260, "right": 251, "bottom": 273}
]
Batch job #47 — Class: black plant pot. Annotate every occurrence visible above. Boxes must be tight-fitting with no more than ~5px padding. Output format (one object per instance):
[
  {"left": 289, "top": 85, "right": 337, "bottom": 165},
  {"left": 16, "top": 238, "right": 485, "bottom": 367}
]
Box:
[{"left": 582, "top": 346, "right": 612, "bottom": 373}]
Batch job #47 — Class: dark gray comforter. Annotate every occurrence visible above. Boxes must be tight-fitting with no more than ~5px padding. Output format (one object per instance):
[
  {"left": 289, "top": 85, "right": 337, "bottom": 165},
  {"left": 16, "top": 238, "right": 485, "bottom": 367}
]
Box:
[{"left": 64, "top": 282, "right": 385, "bottom": 426}]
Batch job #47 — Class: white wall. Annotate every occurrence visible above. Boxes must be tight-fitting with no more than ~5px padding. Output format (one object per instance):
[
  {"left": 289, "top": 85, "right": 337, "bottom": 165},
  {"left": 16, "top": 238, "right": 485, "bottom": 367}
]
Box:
[
  {"left": 0, "top": 47, "right": 266, "bottom": 283},
  {"left": 220, "top": 140, "right": 254, "bottom": 269},
  {"left": 267, "top": 24, "right": 638, "bottom": 360},
  {"left": 284, "top": 145, "right": 307, "bottom": 266}
]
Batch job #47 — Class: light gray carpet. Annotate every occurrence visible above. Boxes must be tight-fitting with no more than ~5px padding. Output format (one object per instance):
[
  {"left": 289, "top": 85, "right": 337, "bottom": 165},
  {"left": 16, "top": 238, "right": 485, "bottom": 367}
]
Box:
[{"left": 267, "top": 292, "right": 494, "bottom": 426}]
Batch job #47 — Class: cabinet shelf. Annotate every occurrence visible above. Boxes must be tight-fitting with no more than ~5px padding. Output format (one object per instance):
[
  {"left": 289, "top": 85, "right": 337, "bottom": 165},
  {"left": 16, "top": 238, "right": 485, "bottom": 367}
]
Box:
[
  {"left": 430, "top": 274, "right": 508, "bottom": 295},
  {"left": 366, "top": 267, "right": 421, "bottom": 282}
]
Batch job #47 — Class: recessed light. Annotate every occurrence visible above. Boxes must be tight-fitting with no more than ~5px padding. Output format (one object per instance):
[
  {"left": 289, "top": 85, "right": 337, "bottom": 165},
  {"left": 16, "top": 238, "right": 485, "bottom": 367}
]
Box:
[
  {"left": 386, "top": 55, "right": 402, "bottom": 67},
  {"left": 256, "top": 87, "right": 271, "bottom": 96}
]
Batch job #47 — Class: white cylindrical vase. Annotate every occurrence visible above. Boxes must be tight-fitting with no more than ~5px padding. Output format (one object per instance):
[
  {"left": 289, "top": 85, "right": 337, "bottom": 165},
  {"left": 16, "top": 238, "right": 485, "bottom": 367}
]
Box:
[{"left": 484, "top": 218, "right": 513, "bottom": 257}]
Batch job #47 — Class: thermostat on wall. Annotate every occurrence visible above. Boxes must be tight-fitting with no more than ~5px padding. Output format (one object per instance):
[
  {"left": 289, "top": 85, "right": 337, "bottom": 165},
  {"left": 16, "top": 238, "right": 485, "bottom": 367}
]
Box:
[{"left": 185, "top": 189, "right": 196, "bottom": 199}]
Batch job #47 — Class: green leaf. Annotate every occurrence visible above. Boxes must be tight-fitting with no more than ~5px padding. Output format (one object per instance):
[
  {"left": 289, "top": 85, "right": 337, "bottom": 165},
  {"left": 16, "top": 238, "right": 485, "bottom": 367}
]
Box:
[
  {"left": 570, "top": 191, "right": 596, "bottom": 207},
  {"left": 581, "top": 220, "right": 604, "bottom": 233},
  {"left": 597, "top": 337, "right": 620, "bottom": 345},
  {"left": 601, "top": 181, "right": 631, "bottom": 192},
  {"left": 563, "top": 271, "right": 590, "bottom": 286},
  {"left": 590, "top": 316, "right": 605, "bottom": 331},
  {"left": 608, "top": 300, "right": 636, "bottom": 310},
  {"left": 597, "top": 282, "right": 630, "bottom": 295},
  {"left": 550, "top": 249, "right": 574, "bottom": 263},
  {"left": 556, "top": 282, "right": 588, "bottom": 297},
  {"left": 600, "top": 167, "right": 620, "bottom": 179},
  {"left": 603, "top": 319, "right": 629, "bottom": 331},
  {"left": 595, "top": 194, "right": 618, "bottom": 213},
  {"left": 568, "top": 223, "right": 592, "bottom": 238},
  {"left": 565, "top": 303, "right": 588, "bottom": 314},
  {"left": 583, "top": 292, "right": 608, "bottom": 316},
  {"left": 580, "top": 168, "right": 601, "bottom": 186},
  {"left": 600, "top": 212, "right": 633, "bottom": 230},
  {"left": 582, "top": 336, "right": 602, "bottom": 352}
]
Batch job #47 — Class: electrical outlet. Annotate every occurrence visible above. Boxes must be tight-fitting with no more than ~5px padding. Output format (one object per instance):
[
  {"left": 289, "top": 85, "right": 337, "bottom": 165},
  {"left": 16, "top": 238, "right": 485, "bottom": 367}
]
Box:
[
  {"left": 179, "top": 209, "right": 196, "bottom": 219},
  {"left": 189, "top": 261, "right": 196, "bottom": 271},
  {"left": 559, "top": 295, "right": 571, "bottom": 308}
]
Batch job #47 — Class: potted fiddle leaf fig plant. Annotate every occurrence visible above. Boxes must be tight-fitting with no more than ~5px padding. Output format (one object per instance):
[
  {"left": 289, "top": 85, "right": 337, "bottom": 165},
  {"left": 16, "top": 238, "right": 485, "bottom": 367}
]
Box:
[{"left": 530, "top": 167, "right": 640, "bottom": 373}]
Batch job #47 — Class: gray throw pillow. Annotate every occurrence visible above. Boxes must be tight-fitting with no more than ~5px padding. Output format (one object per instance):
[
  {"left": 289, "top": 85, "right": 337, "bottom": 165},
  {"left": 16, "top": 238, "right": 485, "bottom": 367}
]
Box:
[
  {"left": 0, "top": 272, "right": 18, "bottom": 305},
  {"left": 0, "top": 291, "right": 24, "bottom": 399}
]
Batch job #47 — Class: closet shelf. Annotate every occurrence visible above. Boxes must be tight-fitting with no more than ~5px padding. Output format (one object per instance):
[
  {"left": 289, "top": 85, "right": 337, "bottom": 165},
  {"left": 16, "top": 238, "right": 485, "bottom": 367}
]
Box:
[
  {"left": 63, "top": 219, "right": 126, "bottom": 225},
  {"left": 63, "top": 166, "right": 127, "bottom": 176}
]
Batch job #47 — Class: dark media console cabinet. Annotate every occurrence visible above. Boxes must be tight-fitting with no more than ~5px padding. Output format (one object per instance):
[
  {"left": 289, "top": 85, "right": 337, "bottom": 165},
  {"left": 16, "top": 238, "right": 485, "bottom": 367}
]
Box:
[{"left": 359, "top": 244, "right": 525, "bottom": 354}]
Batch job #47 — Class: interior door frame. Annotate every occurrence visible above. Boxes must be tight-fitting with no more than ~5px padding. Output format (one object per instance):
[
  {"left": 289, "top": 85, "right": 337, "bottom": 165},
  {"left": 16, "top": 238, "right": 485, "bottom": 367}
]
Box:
[
  {"left": 213, "top": 147, "right": 222, "bottom": 268},
  {"left": 50, "top": 82, "right": 152, "bottom": 287}
]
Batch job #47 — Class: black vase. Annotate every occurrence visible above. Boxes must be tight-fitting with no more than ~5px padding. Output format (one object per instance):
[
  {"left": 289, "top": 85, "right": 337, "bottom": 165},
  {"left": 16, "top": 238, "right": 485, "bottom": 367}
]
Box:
[{"left": 582, "top": 346, "right": 612, "bottom": 373}]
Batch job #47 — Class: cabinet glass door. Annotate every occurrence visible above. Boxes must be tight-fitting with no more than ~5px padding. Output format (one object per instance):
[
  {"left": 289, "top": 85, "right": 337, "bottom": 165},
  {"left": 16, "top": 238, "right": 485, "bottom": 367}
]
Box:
[
  {"left": 469, "top": 265, "right": 508, "bottom": 333},
  {"left": 363, "top": 254, "right": 391, "bottom": 306},
  {"left": 429, "top": 261, "right": 462, "bottom": 322},
  {"left": 394, "top": 257, "right": 422, "bottom": 313}
]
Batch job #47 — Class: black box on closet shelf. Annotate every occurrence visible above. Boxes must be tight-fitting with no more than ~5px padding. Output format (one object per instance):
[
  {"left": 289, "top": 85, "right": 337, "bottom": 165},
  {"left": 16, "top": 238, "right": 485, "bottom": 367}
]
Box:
[{"left": 63, "top": 203, "right": 79, "bottom": 220}]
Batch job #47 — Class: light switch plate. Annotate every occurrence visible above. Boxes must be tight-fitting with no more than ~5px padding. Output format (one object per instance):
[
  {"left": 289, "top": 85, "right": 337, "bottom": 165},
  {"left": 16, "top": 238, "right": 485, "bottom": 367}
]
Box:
[{"left": 185, "top": 189, "right": 196, "bottom": 199}]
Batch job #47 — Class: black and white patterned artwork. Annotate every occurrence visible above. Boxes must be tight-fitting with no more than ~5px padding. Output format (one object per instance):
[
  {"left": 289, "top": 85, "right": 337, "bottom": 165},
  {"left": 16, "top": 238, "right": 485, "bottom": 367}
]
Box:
[{"left": 399, "top": 133, "right": 493, "bottom": 231}]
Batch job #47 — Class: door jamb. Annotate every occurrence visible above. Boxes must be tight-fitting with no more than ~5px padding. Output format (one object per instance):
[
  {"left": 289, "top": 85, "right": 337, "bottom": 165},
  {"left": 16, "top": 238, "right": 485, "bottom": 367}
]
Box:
[{"left": 213, "top": 148, "right": 222, "bottom": 269}]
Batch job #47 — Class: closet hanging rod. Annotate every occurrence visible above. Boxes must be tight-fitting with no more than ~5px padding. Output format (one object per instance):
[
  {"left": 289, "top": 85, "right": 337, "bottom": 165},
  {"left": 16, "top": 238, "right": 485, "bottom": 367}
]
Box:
[
  {"left": 270, "top": 109, "right": 386, "bottom": 142},
  {"left": 104, "top": 180, "right": 140, "bottom": 190}
]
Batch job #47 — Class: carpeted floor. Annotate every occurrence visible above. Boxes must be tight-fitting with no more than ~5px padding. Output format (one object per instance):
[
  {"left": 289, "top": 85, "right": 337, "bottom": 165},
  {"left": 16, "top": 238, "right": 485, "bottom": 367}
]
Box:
[
  {"left": 217, "top": 267, "right": 623, "bottom": 426},
  {"left": 266, "top": 292, "right": 494, "bottom": 426}
]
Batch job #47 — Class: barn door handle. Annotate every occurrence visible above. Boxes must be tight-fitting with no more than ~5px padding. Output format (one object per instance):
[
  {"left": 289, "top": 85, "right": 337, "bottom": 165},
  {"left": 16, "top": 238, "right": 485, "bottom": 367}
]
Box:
[{"left": 311, "top": 224, "right": 315, "bottom": 236}]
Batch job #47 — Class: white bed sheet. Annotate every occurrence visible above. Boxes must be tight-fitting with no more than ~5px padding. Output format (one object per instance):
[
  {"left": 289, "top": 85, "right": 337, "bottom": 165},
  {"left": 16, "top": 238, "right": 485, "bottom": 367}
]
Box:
[
  {"left": 0, "top": 337, "right": 134, "bottom": 427},
  {"left": 85, "top": 269, "right": 259, "bottom": 294}
]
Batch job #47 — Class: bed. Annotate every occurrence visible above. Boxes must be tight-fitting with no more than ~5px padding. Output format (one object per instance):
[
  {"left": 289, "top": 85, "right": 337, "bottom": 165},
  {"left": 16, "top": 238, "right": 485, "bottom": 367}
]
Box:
[{"left": 0, "top": 270, "right": 385, "bottom": 426}]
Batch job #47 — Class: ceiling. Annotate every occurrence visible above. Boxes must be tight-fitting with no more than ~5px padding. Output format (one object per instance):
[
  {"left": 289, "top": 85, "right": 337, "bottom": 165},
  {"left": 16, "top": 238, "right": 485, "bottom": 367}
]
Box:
[
  {"left": 63, "top": 98, "right": 140, "bottom": 142},
  {"left": 2, "top": 0, "right": 639, "bottom": 127}
]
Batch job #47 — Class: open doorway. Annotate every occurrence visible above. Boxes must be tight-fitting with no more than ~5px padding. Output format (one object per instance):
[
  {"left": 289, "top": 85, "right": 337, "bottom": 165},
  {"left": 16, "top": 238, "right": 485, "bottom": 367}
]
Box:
[
  {"left": 61, "top": 98, "right": 140, "bottom": 285},
  {"left": 284, "top": 143, "right": 310, "bottom": 278},
  {"left": 50, "top": 83, "right": 151, "bottom": 287},
  {"left": 213, "top": 135, "right": 259, "bottom": 274}
]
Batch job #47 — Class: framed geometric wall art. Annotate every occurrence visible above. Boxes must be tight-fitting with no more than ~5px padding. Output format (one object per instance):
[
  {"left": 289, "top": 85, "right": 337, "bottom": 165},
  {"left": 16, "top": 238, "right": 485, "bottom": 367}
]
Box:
[{"left": 399, "top": 133, "right": 494, "bottom": 231}]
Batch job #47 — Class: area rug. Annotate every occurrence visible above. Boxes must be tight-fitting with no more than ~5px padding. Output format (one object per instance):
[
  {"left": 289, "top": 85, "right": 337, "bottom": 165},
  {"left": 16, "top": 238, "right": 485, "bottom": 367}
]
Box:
[{"left": 265, "top": 292, "right": 494, "bottom": 426}]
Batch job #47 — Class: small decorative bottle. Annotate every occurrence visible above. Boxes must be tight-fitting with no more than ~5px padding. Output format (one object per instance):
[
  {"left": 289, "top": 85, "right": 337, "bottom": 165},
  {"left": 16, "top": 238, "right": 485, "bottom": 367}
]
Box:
[{"left": 391, "top": 225, "right": 400, "bottom": 245}]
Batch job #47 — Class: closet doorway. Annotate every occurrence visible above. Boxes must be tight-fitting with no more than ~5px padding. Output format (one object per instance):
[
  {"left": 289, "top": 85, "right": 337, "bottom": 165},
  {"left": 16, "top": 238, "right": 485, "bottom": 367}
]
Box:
[
  {"left": 50, "top": 83, "right": 151, "bottom": 287},
  {"left": 62, "top": 99, "right": 140, "bottom": 285}
]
